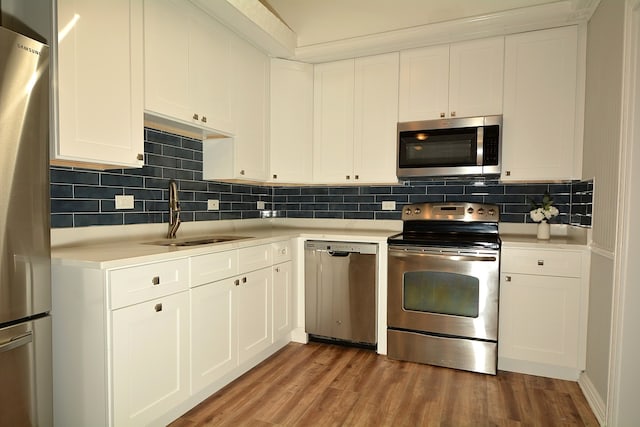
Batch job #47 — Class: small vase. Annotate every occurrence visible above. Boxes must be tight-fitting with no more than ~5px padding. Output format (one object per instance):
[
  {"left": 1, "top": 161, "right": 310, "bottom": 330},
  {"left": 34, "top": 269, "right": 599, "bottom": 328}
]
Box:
[{"left": 537, "top": 221, "right": 550, "bottom": 240}]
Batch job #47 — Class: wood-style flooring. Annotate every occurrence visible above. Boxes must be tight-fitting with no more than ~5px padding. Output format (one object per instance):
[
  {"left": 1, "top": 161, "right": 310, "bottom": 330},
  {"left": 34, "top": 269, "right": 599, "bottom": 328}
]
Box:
[{"left": 170, "top": 341, "right": 599, "bottom": 427}]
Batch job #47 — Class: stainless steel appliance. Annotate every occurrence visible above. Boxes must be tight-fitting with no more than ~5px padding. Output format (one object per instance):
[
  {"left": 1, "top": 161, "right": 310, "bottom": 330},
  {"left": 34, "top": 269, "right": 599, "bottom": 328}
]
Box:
[
  {"left": 0, "top": 26, "right": 52, "bottom": 425},
  {"left": 305, "top": 241, "right": 377, "bottom": 346},
  {"left": 387, "top": 202, "right": 500, "bottom": 375},
  {"left": 397, "top": 115, "right": 502, "bottom": 178}
]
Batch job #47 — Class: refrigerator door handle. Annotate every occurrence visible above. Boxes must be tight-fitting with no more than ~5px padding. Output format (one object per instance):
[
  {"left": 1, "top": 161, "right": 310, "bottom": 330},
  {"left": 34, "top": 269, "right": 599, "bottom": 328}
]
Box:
[{"left": 0, "top": 331, "right": 33, "bottom": 353}]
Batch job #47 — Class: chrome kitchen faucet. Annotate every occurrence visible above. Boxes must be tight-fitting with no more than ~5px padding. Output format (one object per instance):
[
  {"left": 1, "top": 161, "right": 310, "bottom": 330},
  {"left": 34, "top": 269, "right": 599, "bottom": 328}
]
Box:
[{"left": 167, "top": 180, "right": 181, "bottom": 238}]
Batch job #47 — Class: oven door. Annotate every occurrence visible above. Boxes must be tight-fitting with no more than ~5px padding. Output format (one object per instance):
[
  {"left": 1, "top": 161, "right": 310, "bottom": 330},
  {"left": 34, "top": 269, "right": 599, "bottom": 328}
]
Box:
[{"left": 388, "top": 245, "right": 499, "bottom": 341}]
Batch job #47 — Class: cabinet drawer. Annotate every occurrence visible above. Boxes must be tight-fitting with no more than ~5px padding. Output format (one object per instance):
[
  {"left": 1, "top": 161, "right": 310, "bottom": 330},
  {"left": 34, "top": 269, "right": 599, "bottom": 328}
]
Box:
[
  {"left": 238, "top": 244, "right": 273, "bottom": 273},
  {"left": 191, "top": 250, "right": 239, "bottom": 287},
  {"left": 272, "top": 240, "right": 292, "bottom": 264},
  {"left": 501, "top": 248, "right": 582, "bottom": 278},
  {"left": 109, "top": 259, "right": 189, "bottom": 309}
]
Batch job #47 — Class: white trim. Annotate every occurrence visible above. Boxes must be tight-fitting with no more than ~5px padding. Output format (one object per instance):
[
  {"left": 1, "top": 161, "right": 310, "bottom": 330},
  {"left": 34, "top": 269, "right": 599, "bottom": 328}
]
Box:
[
  {"left": 579, "top": 371, "right": 607, "bottom": 426},
  {"left": 589, "top": 243, "right": 615, "bottom": 260},
  {"left": 608, "top": 1, "right": 640, "bottom": 426}
]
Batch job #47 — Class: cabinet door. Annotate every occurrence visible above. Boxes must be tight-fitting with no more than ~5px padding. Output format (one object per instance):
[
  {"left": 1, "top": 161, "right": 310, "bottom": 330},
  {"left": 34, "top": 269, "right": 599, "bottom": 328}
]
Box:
[
  {"left": 449, "top": 37, "right": 504, "bottom": 118},
  {"left": 232, "top": 39, "right": 269, "bottom": 180},
  {"left": 112, "top": 291, "right": 189, "bottom": 426},
  {"left": 313, "top": 60, "right": 355, "bottom": 183},
  {"left": 190, "top": 279, "right": 237, "bottom": 394},
  {"left": 189, "top": 10, "right": 235, "bottom": 134},
  {"left": 237, "top": 267, "right": 272, "bottom": 364},
  {"left": 353, "top": 53, "right": 399, "bottom": 183},
  {"left": 398, "top": 44, "right": 450, "bottom": 121},
  {"left": 273, "top": 262, "right": 293, "bottom": 342},
  {"left": 270, "top": 59, "right": 314, "bottom": 183},
  {"left": 499, "top": 273, "right": 581, "bottom": 368},
  {"left": 502, "top": 26, "right": 579, "bottom": 181},
  {"left": 143, "top": 0, "right": 191, "bottom": 124},
  {"left": 56, "top": 0, "right": 144, "bottom": 168}
]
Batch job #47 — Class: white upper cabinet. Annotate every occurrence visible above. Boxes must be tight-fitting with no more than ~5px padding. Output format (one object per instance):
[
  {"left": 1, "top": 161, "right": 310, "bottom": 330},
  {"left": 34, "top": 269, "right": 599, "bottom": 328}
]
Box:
[
  {"left": 353, "top": 53, "right": 400, "bottom": 183},
  {"left": 144, "top": 0, "right": 234, "bottom": 135},
  {"left": 55, "top": 0, "right": 144, "bottom": 169},
  {"left": 313, "top": 53, "right": 399, "bottom": 184},
  {"left": 501, "top": 26, "right": 581, "bottom": 181},
  {"left": 269, "top": 59, "right": 314, "bottom": 183},
  {"left": 399, "top": 37, "right": 504, "bottom": 122}
]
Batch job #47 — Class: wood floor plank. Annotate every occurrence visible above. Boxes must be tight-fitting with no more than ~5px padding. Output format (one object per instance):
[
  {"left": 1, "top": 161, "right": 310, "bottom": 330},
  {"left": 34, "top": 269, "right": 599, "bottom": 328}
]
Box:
[{"left": 171, "top": 342, "right": 599, "bottom": 427}]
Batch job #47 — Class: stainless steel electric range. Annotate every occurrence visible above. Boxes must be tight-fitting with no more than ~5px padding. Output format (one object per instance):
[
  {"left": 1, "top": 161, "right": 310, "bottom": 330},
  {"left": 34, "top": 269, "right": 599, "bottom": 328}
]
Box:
[{"left": 387, "top": 202, "right": 501, "bottom": 375}]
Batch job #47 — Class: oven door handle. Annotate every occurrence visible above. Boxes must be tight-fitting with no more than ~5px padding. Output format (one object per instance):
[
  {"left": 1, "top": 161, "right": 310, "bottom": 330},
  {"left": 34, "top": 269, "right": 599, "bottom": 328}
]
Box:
[{"left": 389, "top": 248, "right": 497, "bottom": 262}]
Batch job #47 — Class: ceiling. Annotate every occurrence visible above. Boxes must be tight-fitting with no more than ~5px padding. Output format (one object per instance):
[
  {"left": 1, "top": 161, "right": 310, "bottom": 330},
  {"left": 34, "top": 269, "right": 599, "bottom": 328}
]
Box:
[{"left": 262, "top": 0, "right": 566, "bottom": 47}]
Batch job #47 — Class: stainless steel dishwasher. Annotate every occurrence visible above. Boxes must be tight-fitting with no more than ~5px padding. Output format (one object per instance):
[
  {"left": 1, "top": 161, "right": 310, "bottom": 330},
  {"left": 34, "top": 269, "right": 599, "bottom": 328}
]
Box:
[{"left": 304, "top": 241, "right": 377, "bottom": 347}]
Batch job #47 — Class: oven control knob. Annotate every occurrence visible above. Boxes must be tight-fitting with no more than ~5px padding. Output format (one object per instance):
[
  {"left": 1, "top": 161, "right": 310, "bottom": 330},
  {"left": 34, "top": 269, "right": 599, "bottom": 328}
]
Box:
[
  {"left": 477, "top": 208, "right": 485, "bottom": 215},
  {"left": 404, "top": 208, "right": 412, "bottom": 215},
  {"left": 467, "top": 207, "right": 474, "bottom": 214},
  {"left": 488, "top": 208, "right": 496, "bottom": 216},
  {"left": 414, "top": 208, "right": 421, "bottom": 215}
]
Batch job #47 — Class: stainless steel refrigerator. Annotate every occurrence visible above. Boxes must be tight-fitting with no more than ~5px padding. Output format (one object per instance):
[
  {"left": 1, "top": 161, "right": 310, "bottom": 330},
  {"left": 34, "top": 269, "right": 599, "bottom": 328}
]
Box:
[{"left": 0, "top": 25, "right": 52, "bottom": 426}]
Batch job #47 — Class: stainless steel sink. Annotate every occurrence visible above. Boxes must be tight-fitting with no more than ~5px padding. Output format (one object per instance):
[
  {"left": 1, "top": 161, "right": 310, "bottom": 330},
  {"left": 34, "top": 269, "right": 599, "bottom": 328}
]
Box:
[{"left": 145, "top": 235, "right": 251, "bottom": 247}]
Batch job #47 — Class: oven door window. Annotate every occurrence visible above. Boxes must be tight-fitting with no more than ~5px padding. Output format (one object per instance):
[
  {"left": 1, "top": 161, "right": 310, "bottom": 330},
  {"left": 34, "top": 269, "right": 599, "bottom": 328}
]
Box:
[
  {"left": 403, "top": 271, "right": 479, "bottom": 318},
  {"left": 398, "top": 127, "right": 478, "bottom": 168}
]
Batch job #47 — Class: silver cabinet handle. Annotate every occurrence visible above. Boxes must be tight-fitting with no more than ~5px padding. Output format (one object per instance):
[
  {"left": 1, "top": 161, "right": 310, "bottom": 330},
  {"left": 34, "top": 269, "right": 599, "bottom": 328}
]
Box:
[
  {"left": 451, "top": 111, "right": 456, "bottom": 117},
  {"left": 193, "top": 113, "right": 199, "bottom": 120},
  {"left": 275, "top": 267, "right": 280, "bottom": 273},
  {"left": 242, "top": 277, "right": 247, "bottom": 283},
  {"left": 440, "top": 112, "right": 445, "bottom": 118},
  {"left": 155, "top": 303, "right": 163, "bottom": 312},
  {"left": 537, "top": 260, "right": 544, "bottom": 266},
  {"left": 240, "top": 170, "right": 245, "bottom": 175},
  {"left": 152, "top": 276, "right": 160, "bottom": 286},
  {"left": 273, "top": 174, "right": 278, "bottom": 179},
  {"left": 137, "top": 153, "right": 144, "bottom": 161},
  {"left": 505, "top": 171, "right": 511, "bottom": 176},
  {"left": 234, "top": 279, "right": 240, "bottom": 286},
  {"left": 354, "top": 175, "right": 359, "bottom": 180},
  {"left": 201, "top": 116, "right": 207, "bottom": 123},
  {"left": 0, "top": 331, "right": 33, "bottom": 353},
  {"left": 346, "top": 175, "right": 350, "bottom": 180},
  {"left": 505, "top": 276, "right": 512, "bottom": 282}
]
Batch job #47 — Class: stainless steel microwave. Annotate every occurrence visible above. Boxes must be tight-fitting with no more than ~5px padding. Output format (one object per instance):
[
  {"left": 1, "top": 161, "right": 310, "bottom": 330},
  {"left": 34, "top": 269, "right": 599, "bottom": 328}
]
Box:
[{"left": 397, "top": 115, "right": 502, "bottom": 178}]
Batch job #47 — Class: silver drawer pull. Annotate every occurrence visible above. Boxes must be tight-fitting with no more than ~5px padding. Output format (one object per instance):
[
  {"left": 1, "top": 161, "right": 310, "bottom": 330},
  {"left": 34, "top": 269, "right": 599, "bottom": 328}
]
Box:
[
  {"left": 235, "top": 279, "right": 240, "bottom": 286},
  {"left": 155, "top": 303, "right": 162, "bottom": 312},
  {"left": 505, "top": 276, "right": 512, "bottom": 282},
  {"left": 152, "top": 276, "right": 160, "bottom": 286},
  {"left": 275, "top": 267, "right": 280, "bottom": 273},
  {"left": 242, "top": 277, "right": 247, "bottom": 283},
  {"left": 537, "top": 260, "right": 544, "bottom": 266}
]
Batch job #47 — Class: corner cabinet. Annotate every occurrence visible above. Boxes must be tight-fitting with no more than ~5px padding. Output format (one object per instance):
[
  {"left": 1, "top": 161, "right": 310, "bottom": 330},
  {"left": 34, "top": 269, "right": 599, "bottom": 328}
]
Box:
[
  {"left": 53, "top": 240, "right": 294, "bottom": 426},
  {"left": 143, "top": 0, "right": 235, "bottom": 135},
  {"left": 54, "top": 0, "right": 144, "bottom": 169},
  {"left": 501, "top": 26, "right": 584, "bottom": 181},
  {"left": 498, "top": 246, "right": 590, "bottom": 381},
  {"left": 269, "top": 59, "right": 314, "bottom": 184},
  {"left": 202, "top": 39, "right": 269, "bottom": 182},
  {"left": 313, "top": 52, "right": 399, "bottom": 184},
  {"left": 398, "top": 36, "right": 504, "bottom": 122}
]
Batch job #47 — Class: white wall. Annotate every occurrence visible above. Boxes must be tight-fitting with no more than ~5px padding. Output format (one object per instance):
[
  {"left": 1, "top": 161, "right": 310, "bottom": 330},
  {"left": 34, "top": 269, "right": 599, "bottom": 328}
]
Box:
[{"left": 582, "top": 0, "right": 626, "bottom": 407}]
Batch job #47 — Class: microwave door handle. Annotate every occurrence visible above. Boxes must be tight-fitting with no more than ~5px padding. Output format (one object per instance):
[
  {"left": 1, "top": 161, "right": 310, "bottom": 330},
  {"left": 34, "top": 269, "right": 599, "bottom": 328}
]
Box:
[{"left": 477, "top": 126, "right": 484, "bottom": 166}]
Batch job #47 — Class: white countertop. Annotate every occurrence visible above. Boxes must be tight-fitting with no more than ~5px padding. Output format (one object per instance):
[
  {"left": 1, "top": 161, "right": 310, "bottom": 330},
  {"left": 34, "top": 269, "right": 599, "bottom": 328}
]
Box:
[
  {"left": 51, "top": 219, "right": 590, "bottom": 269},
  {"left": 51, "top": 219, "right": 400, "bottom": 269}
]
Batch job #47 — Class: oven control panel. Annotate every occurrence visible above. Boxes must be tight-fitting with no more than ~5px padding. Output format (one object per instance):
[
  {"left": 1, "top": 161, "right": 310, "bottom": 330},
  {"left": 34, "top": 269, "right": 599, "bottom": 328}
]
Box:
[{"left": 401, "top": 202, "right": 499, "bottom": 222}]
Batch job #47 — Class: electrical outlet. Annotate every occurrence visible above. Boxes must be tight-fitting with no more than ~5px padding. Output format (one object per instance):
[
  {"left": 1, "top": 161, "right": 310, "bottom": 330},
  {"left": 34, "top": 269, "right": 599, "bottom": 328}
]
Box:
[
  {"left": 115, "top": 195, "right": 134, "bottom": 210},
  {"left": 381, "top": 201, "right": 396, "bottom": 211},
  {"left": 207, "top": 199, "right": 220, "bottom": 210},
  {"left": 257, "top": 201, "right": 266, "bottom": 210}
]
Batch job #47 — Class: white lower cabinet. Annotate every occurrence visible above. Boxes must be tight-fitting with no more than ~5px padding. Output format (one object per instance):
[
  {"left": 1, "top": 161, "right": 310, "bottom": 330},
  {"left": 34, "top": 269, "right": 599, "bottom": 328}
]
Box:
[
  {"left": 273, "top": 261, "right": 293, "bottom": 343},
  {"left": 498, "top": 246, "right": 589, "bottom": 380},
  {"left": 190, "top": 277, "right": 237, "bottom": 394},
  {"left": 53, "top": 240, "right": 294, "bottom": 426},
  {"left": 237, "top": 267, "right": 273, "bottom": 364},
  {"left": 112, "top": 291, "right": 190, "bottom": 426}
]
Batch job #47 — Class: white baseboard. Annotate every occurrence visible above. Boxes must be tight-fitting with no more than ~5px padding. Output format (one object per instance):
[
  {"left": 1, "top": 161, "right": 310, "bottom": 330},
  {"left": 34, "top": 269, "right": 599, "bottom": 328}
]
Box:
[
  {"left": 578, "top": 372, "right": 606, "bottom": 426},
  {"left": 498, "top": 357, "right": 581, "bottom": 381}
]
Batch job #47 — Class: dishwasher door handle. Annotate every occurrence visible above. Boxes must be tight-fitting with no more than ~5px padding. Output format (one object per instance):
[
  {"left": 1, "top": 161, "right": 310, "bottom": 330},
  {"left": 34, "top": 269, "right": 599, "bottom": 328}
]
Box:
[{"left": 327, "top": 250, "right": 351, "bottom": 257}]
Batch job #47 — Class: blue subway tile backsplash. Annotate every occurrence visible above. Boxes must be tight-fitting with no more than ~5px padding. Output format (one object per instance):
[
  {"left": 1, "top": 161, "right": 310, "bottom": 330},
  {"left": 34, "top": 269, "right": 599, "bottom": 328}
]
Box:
[{"left": 50, "top": 128, "right": 593, "bottom": 228}]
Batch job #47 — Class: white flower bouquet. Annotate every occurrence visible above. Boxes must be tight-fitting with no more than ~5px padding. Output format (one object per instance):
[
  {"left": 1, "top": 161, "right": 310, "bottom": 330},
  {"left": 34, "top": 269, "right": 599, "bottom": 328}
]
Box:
[{"left": 529, "top": 192, "right": 559, "bottom": 223}]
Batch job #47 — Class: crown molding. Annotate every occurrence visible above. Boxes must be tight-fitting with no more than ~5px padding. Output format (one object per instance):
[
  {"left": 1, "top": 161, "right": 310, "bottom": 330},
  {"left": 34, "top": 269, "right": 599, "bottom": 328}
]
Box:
[{"left": 192, "top": 0, "right": 600, "bottom": 63}]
